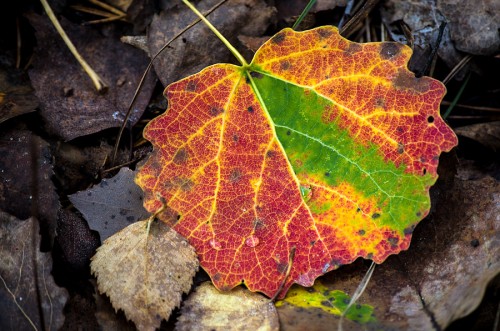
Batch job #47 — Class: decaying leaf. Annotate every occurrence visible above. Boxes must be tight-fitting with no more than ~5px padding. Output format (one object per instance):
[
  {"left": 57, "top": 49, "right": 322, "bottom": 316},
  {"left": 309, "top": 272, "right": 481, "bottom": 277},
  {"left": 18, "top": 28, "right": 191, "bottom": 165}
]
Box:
[
  {"left": 136, "top": 26, "right": 457, "bottom": 298},
  {"left": 176, "top": 281, "right": 279, "bottom": 331},
  {"left": 91, "top": 219, "right": 199, "bottom": 331},
  {"left": 0, "top": 212, "right": 68, "bottom": 331},
  {"left": 277, "top": 174, "right": 500, "bottom": 330},
  {"left": 0, "top": 129, "right": 60, "bottom": 247},
  {"left": 275, "top": 281, "right": 376, "bottom": 324},
  {"left": 27, "top": 13, "right": 155, "bottom": 140},
  {"left": 0, "top": 66, "right": 38, "bottom": 124},
  {"left": 148, "top": 0, "right": 276, "bottom": 86},
  {"left": 69, "top": 167, "right": 150, "bottom": 241}
]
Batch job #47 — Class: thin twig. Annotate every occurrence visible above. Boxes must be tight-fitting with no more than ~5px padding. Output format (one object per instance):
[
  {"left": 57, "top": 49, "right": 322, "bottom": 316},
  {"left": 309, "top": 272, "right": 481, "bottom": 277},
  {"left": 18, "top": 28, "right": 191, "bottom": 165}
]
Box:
[
  {"left": 443, "top": 55, "right": 473, "bottom": 85},
  {"left": 111, "top": 0, "right": 228, "bottom": 163},
  {"left": 39, "top": 0, "right": 107, "bottom": 92},
  {"left": 338, "top": 262, "right": 376, "bottom": 331},
  {"left": 88, "top": 0, "right": 126, "bottom": 16}
]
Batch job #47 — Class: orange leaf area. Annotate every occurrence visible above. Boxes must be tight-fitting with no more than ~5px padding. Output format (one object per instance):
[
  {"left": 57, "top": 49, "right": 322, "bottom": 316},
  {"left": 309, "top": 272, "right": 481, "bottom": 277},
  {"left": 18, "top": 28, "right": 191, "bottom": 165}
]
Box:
[{"left": 136, "top": 26, "right": 457, "bottom": 298}]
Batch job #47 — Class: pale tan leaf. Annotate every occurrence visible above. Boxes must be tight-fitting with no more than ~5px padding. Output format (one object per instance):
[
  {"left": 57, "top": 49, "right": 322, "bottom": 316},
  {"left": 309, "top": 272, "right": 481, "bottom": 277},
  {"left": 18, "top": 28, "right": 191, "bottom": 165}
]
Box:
[
  {"left": 91, "top": 219, "right": 198, "bottom": 331},
  {"left": 176, "top": 282, "right": 279, "bottom": 331}
]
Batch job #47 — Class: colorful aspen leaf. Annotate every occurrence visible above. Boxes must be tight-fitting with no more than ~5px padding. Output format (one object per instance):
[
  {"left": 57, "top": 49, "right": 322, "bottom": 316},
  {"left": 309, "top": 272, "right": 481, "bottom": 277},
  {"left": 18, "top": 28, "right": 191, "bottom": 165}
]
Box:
[{"left": 135, "top": 25, "right": 458, "bottom": 299}]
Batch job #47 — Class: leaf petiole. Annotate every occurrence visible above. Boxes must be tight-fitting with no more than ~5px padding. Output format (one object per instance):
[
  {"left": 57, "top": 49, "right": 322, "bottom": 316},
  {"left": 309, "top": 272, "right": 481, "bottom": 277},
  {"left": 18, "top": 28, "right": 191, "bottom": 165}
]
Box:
[{"left": 182, "top": 0, "right": 248, "bottom": 67}]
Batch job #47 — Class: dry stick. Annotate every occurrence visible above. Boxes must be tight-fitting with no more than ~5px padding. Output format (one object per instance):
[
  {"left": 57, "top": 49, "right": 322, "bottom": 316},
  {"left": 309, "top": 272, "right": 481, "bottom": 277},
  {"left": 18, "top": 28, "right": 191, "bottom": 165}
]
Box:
[
  {"left": 442, "top": 54, "right": 473, "bottom": 85},
  {"left": 88, "top": 0, "right": 126, "bottom": 17},
  {"left": 39, "top": 0, "right": 107, "bottom": 92},
  {"left": 339, "top": 0, "right": 379, "bottom": 38},
  {"left": 111, "top": 0, "right": 228, "bottom": 164}
]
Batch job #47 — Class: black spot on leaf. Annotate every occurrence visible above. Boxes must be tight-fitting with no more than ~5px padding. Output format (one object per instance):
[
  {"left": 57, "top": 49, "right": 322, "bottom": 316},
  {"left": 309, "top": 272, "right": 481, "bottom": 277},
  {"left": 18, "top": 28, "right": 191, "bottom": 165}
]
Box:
[{"left": 380, "top": 42, "right": 402, "bottom": 59}]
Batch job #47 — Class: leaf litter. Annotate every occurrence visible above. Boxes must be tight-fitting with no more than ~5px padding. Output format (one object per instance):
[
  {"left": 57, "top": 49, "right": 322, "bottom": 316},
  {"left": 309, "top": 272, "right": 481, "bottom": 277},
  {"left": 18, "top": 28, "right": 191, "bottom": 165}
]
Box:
[
  {"left": 91, "top": 218, "right": 199, "bottom": 330},
  {"left": 0, "top": 0, "right": 499, "bottom": 329}
]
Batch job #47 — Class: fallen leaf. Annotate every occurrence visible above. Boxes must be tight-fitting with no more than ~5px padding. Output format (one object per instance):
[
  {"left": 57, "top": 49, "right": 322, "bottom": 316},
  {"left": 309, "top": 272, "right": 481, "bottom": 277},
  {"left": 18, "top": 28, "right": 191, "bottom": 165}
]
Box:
[
  {"left": 136, "top": 26, "right": 457, "bottom": 298},
  {"left": 69, "top": 167, "right": 150, "bottom": 241},
  {"left": 147, "top": 0, "right": 276, "bottom": 86},
  {"left": 275, "top": 280, "right": 376, "bottom": 324},
  {"left": 0, "top": 211, "right": 68, "bottom": 330},
  {"left": 91, "top": 219, "right": 199, "bottom": 331},
  {"left": 0, "top": 129, "right": 60, "bottom": 248},
  {"left": 27, "top": 13, "right": 156, "bottom": 140},
  {"left": 0, "top": 66, "right": 38, "bottom": 123},
  {"left": 55, "top": 209, "right": 101, "bottom": 273},
  {"left": 176, "top": 281, "right": 279, "bottom": 331},
  {"left": 277, "top": 174, "right": 500, "bottom": 330}
]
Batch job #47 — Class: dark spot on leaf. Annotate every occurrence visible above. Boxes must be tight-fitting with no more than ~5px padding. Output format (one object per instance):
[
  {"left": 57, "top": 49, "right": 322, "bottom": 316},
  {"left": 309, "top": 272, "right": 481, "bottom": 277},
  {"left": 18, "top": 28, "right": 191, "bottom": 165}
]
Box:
[
  {"left": 266, "top": 150, "right": 276, "bottom": 158},
  {"left": 182, "top": 38, "right": 187, "bottom": 43},
  {"left": 119, "top": 209, "right": 127, "bottom": 216},
  {"left": 185, "top": 81, "right": 197, "bottom": 91},
  {"left": 173, "top": 147, "right": 188, "bottom": 164},
  {"left": 321, "top": 300, "right": 333, "bottom": 307},
  {"left": 375, "top": 98, "right": 385, "bottom": 108},
  {"left": 280, "top": 61, "right": 291, "bottom": 70},
  {"left": 172, "top": 177, "right": 194, "bottom": 192},
  {"left": 346, "top": 43, "right": 362, "bottom": 54},
  {"left": 416, "top": 211, "right": 422, "bottom": 217},
  {"left": 388, "top": 237, "right": 399, "bottom": 246},
  {"left": 250, "top": 71, "right": 263, "bottom": 79},
  {"left": 325, "top": 171, "right": 330, "bottom": 177},
  {"left": 271, "top": 32, "right": 285, "bottom": 44},
  {"left": 427, "top": 116, "right": 434, "bottom": 123},
  {"left": 245, "top": 76, "right": 250, "bottom": 84},
  {"left": 356, "top": 304, "right": 362, "bottom": 309},
  {"left": 404, "top": 225, "right": 415, "bottom": 235},
  {"left": 380, "top": 42, "right": 402, "bottom": 59},
  {"left": 317, "top": 28, "right": 333, "bottom": 39},
  {"left": 366, "top": 253, "right": 373, "bottom": 259},
  {"left": 276, "top": 262, "right": 288, "bottom": 274},
  {"left": 177, "top": 214, "right": 181, "bottom": 220},
  {"left": 393, "top": 70, "right": 428, "bottom": 92},
  {"left": 356, "top": 208, "right": 361, "bottom": 213},
  {"left": 343, "top": 298, "right": 350, "bottom": 304},
  {"left": 254, "top": 218, "right": 264, "bottom": 229},
  {"left": 310, "top": 240, "right": 316, "bottom": 246},
  {"left": 397, "top": 142, "right": 404, "bottom": 154},
  {"left": 397, "top": 126, "right": 403, "bottom": 133},
  {"left": 371, "top": 213, "right": 380, "bottom": 219},
  {"left": 470, "top": 239, "right": 480, "bottom": 247},
  {"left": 247, "top": 106, "right": 254, "bottom": 113},
  {"left": 358, "top": 229, "right": 365, "bottom": 235},
  {"left": 233, "top": 135, "right": 239, "bottom": 142},
  {"left": 213, "top": 273, "right": 221, "bottom": 282},
  {"left": 229, "top": 169, "right": 242, "bottom": 183},
  {"left": 209, "top": 106, "right": 224, "bottom": 117},
  {"left": 126, "top": 216, "right": 134, "bottom": 222},
  {"left": 111, "top": 214, "right": 115, "bottom": 219},
  {"left": 286, "top": 130, "right": 291, "bottom": 136},
  {"left": 423, "top": 168, "right": 427, "bottom": 175}
]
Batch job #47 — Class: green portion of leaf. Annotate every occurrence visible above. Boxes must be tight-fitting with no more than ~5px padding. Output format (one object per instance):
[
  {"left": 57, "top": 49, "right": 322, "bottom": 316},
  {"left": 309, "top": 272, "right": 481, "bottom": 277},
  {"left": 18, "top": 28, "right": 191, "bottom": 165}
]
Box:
[{"left": 250, "top": 71, "right": 433, "bottom": 228}]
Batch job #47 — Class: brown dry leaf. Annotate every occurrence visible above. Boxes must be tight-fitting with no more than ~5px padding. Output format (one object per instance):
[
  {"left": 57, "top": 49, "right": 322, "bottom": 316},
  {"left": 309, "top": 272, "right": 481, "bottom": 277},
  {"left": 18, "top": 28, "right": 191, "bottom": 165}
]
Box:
[
  {"left": 0, "top": 66, "right": 38, "bottom": 123},
  {"left": 147, "top": 0, "right": 276, "bottom": 86},
  {"left": 69, "top": 167, "right": 150, "bottom": 241},
  {"left": 91, "top": 219, "right": 199, "bottom": 331},
  {"left": 27, "top": 13, "right": 155, "bottom": 141},
  {"left": 0, "top": 129, "right": 60, "bottom": 247},
  {"left": 277, "top": 174, "right": 500, "bottom": 330},
  {"left": 176, "top": 281, "right": 279, "bottom": 331},
  {"left": 455, "top": 121, "right": 500, "bottom": 152},
  {"left": 380, "top": 0, "right": 467, "bottom": 76},
  {"left": 0, "top": 212, "right": 68, "bottom": 330}
]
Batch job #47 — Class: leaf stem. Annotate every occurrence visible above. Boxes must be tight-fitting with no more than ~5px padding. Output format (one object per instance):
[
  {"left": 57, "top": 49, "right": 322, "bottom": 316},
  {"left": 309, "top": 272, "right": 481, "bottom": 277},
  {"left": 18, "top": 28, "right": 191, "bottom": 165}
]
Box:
[{"left": 181, "top": 0, "right": 248, "bottom": 66}]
